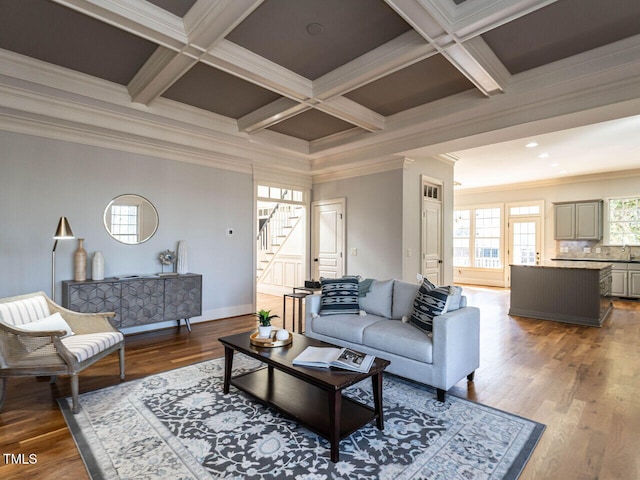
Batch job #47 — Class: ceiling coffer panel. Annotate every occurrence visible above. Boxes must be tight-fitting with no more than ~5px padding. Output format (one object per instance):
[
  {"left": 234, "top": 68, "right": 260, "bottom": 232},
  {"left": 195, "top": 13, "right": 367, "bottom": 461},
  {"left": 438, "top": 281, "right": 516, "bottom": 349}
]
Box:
[
  {"left": 162, "top": 63, "right": 282, "bottom": 119},
  {"left": 482, "top": 0, "right": 640, "bottom": 75},
  {"left": 267, "top": 108, "right": 361, "bottom": 141},
  {"left": 344, "top": 55, "right": 476, "bottom": 116},
  {"left": 145, "top": 0, "right": 198, "bottom": 18},
  {"left": 0, "top": 0, "right": 157, "bottom": 86},
  {"left": 226, "top": 0, "right": 413, "bottom": 80}
]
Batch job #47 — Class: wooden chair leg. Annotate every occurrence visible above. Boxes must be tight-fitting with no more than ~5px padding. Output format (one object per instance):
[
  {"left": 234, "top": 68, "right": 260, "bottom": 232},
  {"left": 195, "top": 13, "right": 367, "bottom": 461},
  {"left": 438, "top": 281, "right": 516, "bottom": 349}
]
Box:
[
  {"left": 70, "top": 374, "right": 80, "bottom": 414},
  {"left": 119, "top": 348, "right": 126, "bottom": 380}
]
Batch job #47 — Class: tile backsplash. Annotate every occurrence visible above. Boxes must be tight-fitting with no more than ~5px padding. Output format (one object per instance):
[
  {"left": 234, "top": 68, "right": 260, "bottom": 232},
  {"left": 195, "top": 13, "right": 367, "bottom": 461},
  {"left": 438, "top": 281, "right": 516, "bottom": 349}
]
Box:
[{"left": 556, "top": 240, "right": 638, "bottom": 261}]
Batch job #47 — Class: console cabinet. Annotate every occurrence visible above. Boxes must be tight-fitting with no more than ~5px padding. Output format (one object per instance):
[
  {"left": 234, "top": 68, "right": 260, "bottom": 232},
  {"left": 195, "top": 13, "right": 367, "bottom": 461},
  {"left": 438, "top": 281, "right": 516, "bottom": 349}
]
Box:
[{"left": 62, "top": 274, "right": 202, "bottom": 331}]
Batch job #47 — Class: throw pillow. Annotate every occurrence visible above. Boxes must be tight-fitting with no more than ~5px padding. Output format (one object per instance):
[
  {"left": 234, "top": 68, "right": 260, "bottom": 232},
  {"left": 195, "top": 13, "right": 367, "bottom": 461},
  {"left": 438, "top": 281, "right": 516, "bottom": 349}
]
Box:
[
  {"left": 319, "top": 277, "right": 360, "bottom": 315},
  {"left": 446, "top": 285, "right": 464, "bottom": 311},
  {"left": 18, "top": 312, "right": 75, "bottom": 337},
  {"left": 409, "top": 283, "right": 453, "bottom": 335}
]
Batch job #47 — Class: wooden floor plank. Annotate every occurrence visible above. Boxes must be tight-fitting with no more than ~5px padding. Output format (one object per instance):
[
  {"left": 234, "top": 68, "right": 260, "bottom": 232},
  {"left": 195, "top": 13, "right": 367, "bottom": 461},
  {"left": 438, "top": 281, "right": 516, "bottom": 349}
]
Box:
[{"left": 0, "top": 287, "right": 638, "bottom": 479}]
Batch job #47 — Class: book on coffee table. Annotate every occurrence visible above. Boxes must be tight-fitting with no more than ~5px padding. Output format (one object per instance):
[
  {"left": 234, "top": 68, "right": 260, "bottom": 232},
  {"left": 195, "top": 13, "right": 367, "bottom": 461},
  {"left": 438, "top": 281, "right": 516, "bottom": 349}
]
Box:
[{"left": 292, "top": 346, "right": 374, "bottom": 373}]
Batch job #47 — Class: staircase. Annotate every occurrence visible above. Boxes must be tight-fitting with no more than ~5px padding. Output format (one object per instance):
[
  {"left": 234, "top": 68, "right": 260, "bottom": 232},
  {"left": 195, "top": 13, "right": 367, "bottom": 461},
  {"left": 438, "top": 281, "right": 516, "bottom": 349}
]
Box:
[{"left": 256, "top": 203, "right": 304, "bottom": 282}]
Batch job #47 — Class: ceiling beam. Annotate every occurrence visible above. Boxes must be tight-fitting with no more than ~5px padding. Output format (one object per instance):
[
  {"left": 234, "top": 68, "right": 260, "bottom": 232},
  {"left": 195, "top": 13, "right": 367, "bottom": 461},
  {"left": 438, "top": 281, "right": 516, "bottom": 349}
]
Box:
[
  {"left": 238, "top": 98, "right": 311, "bottom": 134},
  {"left": 316, "top": 97, "right": 385, "bottom": 132},
  {"left": 386, "top": 0, "right": 506, "bottom": 96}
]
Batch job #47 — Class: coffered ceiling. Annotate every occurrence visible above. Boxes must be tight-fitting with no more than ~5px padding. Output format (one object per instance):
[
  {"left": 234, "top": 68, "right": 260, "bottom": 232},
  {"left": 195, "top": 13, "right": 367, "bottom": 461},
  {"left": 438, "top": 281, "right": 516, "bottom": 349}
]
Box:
[{"left": 1, "top": 0, "right": 639, "bottom": 184}]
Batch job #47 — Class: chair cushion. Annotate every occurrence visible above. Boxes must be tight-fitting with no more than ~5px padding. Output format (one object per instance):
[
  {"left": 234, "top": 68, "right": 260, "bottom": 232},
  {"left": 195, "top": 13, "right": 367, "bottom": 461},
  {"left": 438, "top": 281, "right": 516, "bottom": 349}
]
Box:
[
  {"left": 359, "top": 279, "right": 394, "bottom": 318},
  {"left": 0, "top": 296, "right": 50, "bottom": 326},
  {"left": 363, "top": 321, "right": 433, "bottom": 363},
  {"left": 319, "top": 277, "right": 360, "bottom": 316},
  {"left": 61, "top": 332, "right": 123, "bottom": 363}
]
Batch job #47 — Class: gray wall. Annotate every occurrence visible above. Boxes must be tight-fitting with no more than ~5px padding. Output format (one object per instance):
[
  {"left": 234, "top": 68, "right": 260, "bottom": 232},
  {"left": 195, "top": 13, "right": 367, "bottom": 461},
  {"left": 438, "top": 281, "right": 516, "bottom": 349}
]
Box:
[
  {"left": 0, "top": 131, "right": 254, "bottom": 322},
  {"left": 312, "top": 157, "right": 454, "bottom": 283},
  {"left": 312, "top": 169, "right": 404, "bottom": 280}
]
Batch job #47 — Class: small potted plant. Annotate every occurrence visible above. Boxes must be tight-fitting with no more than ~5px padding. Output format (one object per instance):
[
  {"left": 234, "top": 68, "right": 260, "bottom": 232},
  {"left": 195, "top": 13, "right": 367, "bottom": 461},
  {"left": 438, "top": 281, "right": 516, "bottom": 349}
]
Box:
[{"left": 255, "top": 309, "right": 279, "bottom": 338}]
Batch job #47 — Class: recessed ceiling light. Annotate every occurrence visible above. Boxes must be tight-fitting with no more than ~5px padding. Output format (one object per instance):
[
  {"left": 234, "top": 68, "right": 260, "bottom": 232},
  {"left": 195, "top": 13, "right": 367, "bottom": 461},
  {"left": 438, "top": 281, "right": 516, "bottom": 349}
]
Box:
[
  {"left": 525, "top": 142, "right": 538, "bottom": 148},
  {"left": 538, "top": 153, "right": 550, "bottom": 159}
]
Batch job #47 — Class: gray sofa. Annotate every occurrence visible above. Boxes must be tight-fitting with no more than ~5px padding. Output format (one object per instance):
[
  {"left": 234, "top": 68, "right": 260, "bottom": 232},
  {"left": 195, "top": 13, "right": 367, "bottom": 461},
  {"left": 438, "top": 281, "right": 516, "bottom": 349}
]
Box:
[{"left": 304, "top": 279, "right": 480, "bottom": 401}]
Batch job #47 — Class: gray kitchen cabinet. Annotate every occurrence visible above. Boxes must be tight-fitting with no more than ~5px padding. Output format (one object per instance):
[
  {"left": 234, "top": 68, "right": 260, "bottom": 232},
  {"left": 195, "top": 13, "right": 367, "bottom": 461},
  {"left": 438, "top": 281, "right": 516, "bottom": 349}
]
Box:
[
  {"left": 611, "top": 264, "right": 628, "bottom": 297},
  {"left": 629, "top": 265, "right": 640, "bottom": 298},
  {"left": 62, "top": 274, "right": 202, "bottom": 331},
  {"left": 553, "top": 200, "right": 602, "bottom": 240}
]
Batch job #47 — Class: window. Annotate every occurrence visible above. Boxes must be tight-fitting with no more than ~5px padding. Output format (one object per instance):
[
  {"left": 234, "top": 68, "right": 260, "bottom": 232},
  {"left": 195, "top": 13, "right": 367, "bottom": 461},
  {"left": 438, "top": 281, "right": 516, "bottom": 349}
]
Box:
[
  {"left": 110, "top": 204, "right": 139, "bottom": 244},
  {"left": 607, "top": 196, "right": 640, "bottom": 245},
  {"left": 454, "top": 206, "right": 503, "bottom": 269},
  {"left": 257, "top": 185, "right": 303, "bottom": 202}
]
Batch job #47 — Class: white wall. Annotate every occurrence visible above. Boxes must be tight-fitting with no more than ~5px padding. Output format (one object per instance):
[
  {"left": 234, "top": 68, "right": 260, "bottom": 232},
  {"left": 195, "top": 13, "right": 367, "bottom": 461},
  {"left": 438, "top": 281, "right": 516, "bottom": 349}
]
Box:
[
  {"left": 403, "top": 157, "right": 455, "bottom": 285},
  {"left": 0, "top": 131, "right": 255, "bottom": 323}
]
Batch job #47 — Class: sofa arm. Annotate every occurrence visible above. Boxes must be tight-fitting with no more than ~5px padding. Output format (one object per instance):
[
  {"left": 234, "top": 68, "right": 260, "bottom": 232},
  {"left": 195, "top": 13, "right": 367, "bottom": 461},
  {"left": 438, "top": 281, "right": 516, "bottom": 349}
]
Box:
[
  {"left": 304, "top": 294, "right": 322, "bottom": 334},
  {"left": 431, "top": 306, "right": 480, "bottom": 390}
]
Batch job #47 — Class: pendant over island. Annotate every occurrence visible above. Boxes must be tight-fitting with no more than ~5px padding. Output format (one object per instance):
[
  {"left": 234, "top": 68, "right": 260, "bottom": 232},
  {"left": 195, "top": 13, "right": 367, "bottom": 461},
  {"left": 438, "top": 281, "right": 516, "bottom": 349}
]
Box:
[{"left": 509, "top": 261, "right": 613, "bottom": 327}]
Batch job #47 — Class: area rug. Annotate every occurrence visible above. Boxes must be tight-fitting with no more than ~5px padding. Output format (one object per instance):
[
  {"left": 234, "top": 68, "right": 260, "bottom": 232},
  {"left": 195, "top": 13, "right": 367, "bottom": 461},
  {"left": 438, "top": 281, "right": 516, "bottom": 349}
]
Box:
[{"left": 59, "top": 355, "right": 544, "bottom": 480}]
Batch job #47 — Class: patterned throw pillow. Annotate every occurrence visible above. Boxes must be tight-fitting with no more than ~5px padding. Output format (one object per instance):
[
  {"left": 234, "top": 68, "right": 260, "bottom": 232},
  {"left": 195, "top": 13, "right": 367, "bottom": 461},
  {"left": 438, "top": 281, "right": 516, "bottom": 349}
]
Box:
[
  {"left": 409, "top": 279, "right": 453, "bottom": 335},
  {"left": 319, "top": 277, "right": 360, "bottom": 315}
]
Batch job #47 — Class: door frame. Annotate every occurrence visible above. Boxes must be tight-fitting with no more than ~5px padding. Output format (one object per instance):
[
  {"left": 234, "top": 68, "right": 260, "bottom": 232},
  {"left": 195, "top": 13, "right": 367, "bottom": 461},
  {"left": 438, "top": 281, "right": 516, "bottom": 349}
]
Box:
[
  {"left": 311, "top": 198, "right": 346, "bottom": 280},
  {"left": 421, "top": 175, "right": 444, "bottom": 285}
]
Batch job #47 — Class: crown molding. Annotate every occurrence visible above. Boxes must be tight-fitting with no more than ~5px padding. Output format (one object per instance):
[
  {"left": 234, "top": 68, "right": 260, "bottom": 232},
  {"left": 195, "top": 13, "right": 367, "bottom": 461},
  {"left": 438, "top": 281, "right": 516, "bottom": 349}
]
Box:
[
  {"left": 312, "top": 155, "right": 408, "bottom": 184},
  {"left": 455, "top": 168, "right": 640, "bottom": 196}
]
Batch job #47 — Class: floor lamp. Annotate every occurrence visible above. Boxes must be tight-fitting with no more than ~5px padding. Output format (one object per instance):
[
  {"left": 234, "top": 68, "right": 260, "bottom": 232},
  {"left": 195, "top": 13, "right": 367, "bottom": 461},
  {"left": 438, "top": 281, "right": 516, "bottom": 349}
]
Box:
[{"left": 52, "top": 216, "right": 74, "bottom": 302}]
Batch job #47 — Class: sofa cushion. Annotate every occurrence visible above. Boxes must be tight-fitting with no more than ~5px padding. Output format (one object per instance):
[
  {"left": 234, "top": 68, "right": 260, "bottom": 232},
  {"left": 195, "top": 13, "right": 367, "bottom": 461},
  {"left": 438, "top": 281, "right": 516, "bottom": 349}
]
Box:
[
  {"left": 446, "top": 286, "right": 464, "bottom": 311},
  {"left": 391, "top": 280, "right": 421, "bottom": 319},
  {"left": 319, "top": 277, "right": 360, "bottom": 316},
  {"left": 0, "top": 296, "right": 50, "bottom": 326},
  {"left": 410, "top": 283, "right": 454, "bottom": 334},
  {"left": 363, "top": 321, "right": 433, "bottom": 363},
  {"left": 309, "top": 314, "right": 384, "bottom": 344},
  {"left": 359, "top": 279, "right": 394, "bottom": 318}
]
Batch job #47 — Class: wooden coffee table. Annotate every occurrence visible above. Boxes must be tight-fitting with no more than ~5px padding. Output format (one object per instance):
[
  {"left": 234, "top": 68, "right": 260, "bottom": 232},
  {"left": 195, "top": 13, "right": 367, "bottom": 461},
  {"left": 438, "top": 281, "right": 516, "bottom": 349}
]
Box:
[{"left": 218, "top": 331, "right": 390, "bottom": 462}]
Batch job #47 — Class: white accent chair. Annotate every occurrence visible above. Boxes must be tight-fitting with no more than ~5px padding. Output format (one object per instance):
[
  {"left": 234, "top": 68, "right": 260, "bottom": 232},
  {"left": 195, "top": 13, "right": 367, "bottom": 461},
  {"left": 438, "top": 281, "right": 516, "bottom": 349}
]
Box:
[{"left": 0, "top": 291, "right": 125, "bottom": 413}]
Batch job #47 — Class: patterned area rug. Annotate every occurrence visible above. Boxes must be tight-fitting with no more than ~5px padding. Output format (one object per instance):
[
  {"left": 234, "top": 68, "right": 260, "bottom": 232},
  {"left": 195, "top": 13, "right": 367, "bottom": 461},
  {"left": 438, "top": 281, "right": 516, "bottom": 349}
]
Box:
[{"left": 59, "top": 355, "right": 544, "bottom": 479}]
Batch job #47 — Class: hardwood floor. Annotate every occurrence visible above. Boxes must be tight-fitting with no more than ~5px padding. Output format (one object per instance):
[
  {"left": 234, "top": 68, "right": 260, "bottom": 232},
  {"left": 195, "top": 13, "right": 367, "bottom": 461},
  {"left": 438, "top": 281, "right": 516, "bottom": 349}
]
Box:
[{"left": 1, "top": 288, "right": 638, "bottom": 479}]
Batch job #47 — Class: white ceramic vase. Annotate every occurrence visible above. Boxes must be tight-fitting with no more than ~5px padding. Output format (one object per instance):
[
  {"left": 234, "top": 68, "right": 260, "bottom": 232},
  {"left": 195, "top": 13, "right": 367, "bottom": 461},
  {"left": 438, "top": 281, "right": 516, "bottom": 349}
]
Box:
[
  {"left": 92, "top": 251, "right": 104, "bottom": 281},
  {"left": 177, "top": 240, "right": 188, "bottom": 274}
]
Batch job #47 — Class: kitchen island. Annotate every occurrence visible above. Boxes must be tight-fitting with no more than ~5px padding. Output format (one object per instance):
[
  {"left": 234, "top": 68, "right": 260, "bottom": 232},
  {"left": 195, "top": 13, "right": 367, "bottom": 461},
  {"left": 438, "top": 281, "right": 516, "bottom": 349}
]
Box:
[{"left": 509, "top": 261, "right": 613, "bottom": 327}]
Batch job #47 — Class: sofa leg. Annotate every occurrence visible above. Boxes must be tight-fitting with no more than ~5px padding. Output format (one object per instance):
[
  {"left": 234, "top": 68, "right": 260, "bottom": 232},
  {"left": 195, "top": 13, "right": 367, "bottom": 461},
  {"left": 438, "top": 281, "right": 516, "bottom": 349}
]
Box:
[
  {"left": 436, "top": 388, "right": 445, "bottom": 402},
  {"left": 467, "top": 371, "right": 475, "bottom": 382}
]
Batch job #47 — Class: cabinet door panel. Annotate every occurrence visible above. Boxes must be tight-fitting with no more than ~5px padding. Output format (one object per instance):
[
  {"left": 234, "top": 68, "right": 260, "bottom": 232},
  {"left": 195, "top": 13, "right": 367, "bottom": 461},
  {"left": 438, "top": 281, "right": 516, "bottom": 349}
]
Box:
[
  {"left": 629, "top": 271, "right": 640, "bottom": 298},
  {"left": 121, "top": 279, "right": 164, "bottom": 327},
  {"left": 554, "top": 204, "right": 575, "bottom": 239},
  {"left": 164, "top": 275, "right": 202, "bottom": 320},
  {"left": 576, "top": 202, "right": 602, "bottom": 240},
  {"left": 611, "top": 270, "right": 628, "bottom": 297},
  {"left": 65, "top": 282, "right": 121, "bottom": 327}
]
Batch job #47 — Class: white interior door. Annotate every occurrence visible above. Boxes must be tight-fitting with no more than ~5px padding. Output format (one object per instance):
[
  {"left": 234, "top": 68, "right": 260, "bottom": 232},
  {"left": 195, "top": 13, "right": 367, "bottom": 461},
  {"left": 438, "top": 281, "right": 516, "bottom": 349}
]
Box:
[
  {"left": 422, "top": 199, "right": 442, "bottom": 285},
  {"left": 311, "top": 199, "right": 345, "bottom": 280}
]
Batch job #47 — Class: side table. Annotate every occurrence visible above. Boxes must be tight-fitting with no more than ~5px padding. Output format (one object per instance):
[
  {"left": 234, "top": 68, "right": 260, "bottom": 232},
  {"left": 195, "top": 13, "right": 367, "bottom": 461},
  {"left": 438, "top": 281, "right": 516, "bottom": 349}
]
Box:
[{"left": 282, "top": 292, "right": 309, "bottom": 333}]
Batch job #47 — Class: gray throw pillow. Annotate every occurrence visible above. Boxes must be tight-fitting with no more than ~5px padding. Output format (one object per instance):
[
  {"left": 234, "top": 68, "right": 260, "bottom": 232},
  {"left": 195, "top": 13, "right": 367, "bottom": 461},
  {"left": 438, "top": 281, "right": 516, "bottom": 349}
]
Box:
[{"left": 409, "top": 281, "right": 452, "bottom": 334}]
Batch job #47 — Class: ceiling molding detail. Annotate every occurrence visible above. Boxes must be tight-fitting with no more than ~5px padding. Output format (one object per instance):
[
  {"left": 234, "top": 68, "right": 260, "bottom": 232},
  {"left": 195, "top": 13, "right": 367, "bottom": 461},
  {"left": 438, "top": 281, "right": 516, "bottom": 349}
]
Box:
[{"left": 1, "top": 0, "right": 639, "bottom": 184}]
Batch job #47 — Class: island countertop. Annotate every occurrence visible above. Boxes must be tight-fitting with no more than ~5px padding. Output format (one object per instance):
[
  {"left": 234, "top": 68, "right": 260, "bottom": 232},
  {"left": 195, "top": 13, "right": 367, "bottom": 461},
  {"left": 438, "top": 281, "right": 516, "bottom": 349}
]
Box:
[{"left": 510, "top": 261, "right": 612, "bottom": 270}]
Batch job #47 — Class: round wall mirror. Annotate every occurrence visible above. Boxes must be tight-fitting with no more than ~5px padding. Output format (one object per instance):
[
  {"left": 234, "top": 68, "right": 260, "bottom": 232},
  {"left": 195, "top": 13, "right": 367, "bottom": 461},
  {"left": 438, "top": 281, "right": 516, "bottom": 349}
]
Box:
[{"left": 103, "top": 194, "right": 158, "bottom": 245}]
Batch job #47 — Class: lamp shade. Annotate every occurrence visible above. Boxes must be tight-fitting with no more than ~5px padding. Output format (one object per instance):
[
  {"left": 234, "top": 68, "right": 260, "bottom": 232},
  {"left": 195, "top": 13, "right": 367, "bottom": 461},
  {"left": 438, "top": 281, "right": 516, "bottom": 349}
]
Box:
[{"left": 54, "top": 216, "right": 74, "bottom": 239}]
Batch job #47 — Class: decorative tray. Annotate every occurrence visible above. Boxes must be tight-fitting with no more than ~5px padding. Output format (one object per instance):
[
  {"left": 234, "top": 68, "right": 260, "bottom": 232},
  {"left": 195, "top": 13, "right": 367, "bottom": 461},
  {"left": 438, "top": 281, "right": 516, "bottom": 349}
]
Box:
[{"left": 250, "top": 331, "right": 293, "bottom": 348}]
